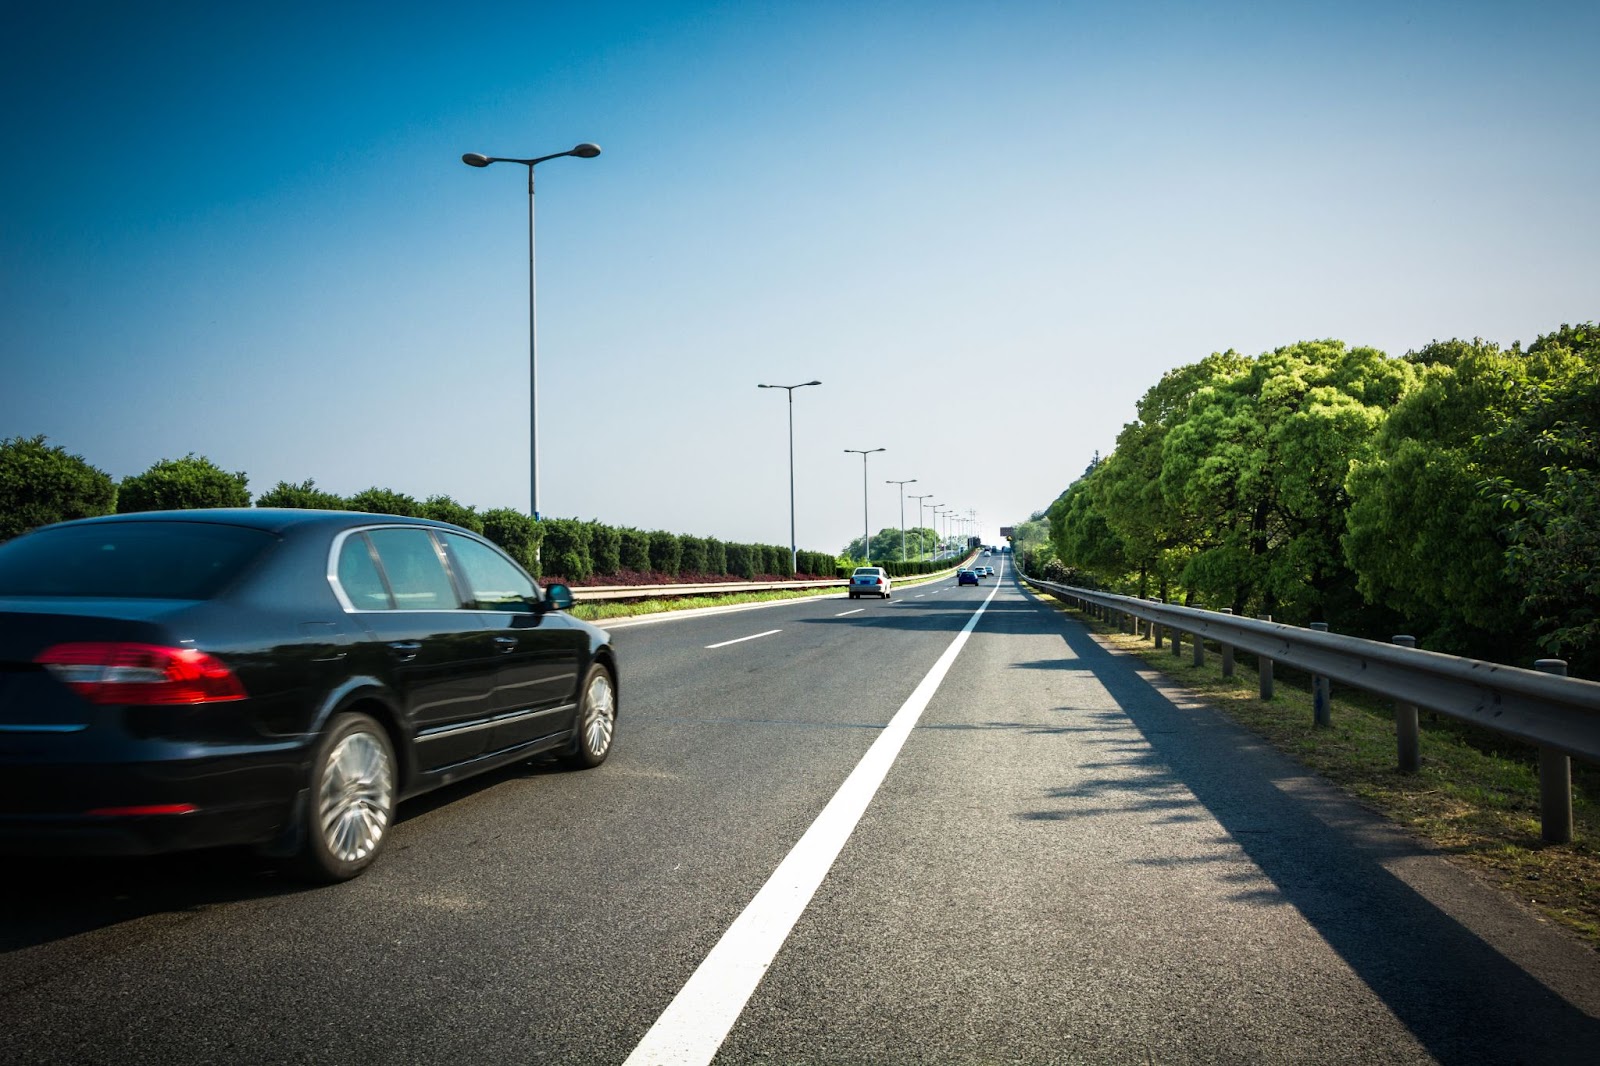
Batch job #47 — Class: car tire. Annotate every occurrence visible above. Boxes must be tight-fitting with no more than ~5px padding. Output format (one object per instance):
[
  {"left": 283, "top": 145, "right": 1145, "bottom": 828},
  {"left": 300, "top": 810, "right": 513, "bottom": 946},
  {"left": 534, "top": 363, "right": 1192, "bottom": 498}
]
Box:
[
  {"left": 294, "top": 711, "right": 396, "bottom": 883},
  {"left": 563, "top": 661, "right": 617, "bottom": 769}
]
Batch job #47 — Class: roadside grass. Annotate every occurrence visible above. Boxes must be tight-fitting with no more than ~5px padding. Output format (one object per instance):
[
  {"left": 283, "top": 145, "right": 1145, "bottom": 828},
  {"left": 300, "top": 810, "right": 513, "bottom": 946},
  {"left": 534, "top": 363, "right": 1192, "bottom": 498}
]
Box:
[
  {"left": 568, "top": 567, "right": 960, "bottom": 623},
  {"left": 1035, "top": 594, "right": 1600, "bottom": 946}
]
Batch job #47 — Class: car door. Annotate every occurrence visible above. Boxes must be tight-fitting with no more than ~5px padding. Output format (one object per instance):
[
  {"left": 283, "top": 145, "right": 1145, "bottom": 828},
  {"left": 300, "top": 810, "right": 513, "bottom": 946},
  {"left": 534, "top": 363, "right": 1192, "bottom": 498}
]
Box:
[
  {"left": 439, "top": 532, "right": 585, "bottom": 756},
  {"left": 339, "top": 527, "right": 500, "bottom": 772}
]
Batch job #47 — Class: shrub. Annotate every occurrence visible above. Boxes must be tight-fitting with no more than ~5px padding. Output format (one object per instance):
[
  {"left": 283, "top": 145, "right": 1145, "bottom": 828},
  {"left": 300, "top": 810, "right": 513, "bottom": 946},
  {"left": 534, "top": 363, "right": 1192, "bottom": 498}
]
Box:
[
  {"left": 619, "top": 528, "right": 651, "bottom": 571},
  {"left": 257, "top": 479, "right": 345, "bottom": 509},
  {"left": 118, "top": 454, "right": 249, "bottom": 513},
  {"left": 725, "top": 542, "right": 757, "bottom": 579},
  {"left": 541, "top": 519, "right": 593, "bottom": 582},
  {"left": 648, "top": 530, "right": 682, "bottom": 576},
  {"left": 482, "top": 508, "right": 541, "bottom": 577},
  {"left": 678, "top": 535, "right": 708, "bottom": 575},
  {"left": 0, "top": 435, "right": 116, "bottom": 542},
  {"left": 346, "top": 487, "right": 422, "bottom": 517},
  {"left": 587, "top": 521, "right": 622, "bottom": 577},
  {"left": 421, "top": 494, "right": 483, "bottom": 532},
  {"left": 705, "top": 538, "right": 727, "bottom": 576}
]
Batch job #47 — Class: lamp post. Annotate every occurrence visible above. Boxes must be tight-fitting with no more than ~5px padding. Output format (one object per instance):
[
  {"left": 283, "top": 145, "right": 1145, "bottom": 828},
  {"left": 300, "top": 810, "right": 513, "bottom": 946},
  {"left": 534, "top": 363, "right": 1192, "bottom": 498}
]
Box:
[
  {"left": 462, "top": 142, "right": 601, "bottom": 523},
  {"left": 758, "top": 380, "right": 822, "bottom": 573},
  {"left": 933, "top": 506, "right": 949, "bottom": 560},
  {"left": 886, "top": 479, "right": 916, "bottom": 562},
  {"left": 909, "top": 493, "right": 934, "bottom": 561},
  {"left": 843, "top": 448, "right": 885, "bottom": 563}
]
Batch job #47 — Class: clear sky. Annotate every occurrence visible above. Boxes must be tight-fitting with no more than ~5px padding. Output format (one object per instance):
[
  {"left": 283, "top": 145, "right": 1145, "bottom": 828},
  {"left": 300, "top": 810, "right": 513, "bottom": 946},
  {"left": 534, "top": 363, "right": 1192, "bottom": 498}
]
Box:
[{"left": 3, "top": 1, "right": 1596, "bottom": 553}]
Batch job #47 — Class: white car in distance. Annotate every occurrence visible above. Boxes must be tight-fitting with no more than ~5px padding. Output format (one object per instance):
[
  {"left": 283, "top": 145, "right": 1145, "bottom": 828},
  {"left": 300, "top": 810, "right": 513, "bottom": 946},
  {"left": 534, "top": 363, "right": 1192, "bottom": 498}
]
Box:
[{"left": 848, "top": 566, "right": 892, "bottom": 599}]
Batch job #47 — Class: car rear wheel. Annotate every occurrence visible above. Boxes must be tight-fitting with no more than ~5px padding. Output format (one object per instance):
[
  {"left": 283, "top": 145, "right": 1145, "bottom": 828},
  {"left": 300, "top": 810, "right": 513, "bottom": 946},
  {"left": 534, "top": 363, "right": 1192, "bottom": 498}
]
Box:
[
  {"left": 296, "top": 712, "right": 395, "bottom": 883},
  {"left": 564, "top": 662, "right": 617, "bottom": 769}
]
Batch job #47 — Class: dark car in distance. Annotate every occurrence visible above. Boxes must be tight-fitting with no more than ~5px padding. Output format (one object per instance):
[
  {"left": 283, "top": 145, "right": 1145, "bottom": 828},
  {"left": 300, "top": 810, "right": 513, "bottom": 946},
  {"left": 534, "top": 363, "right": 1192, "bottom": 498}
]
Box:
[
  {"left": 0, "top": 509, "right": 618, "bottom": 881},
  {"left": 957, "top": 569, "right": 980, "bottom": 586}
]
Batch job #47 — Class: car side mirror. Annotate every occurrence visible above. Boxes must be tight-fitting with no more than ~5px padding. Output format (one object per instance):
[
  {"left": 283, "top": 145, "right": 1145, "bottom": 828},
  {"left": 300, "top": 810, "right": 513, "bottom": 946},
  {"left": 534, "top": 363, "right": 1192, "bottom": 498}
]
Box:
[{"left": 543, "top": 583, "right": 575, "bottom": 611}]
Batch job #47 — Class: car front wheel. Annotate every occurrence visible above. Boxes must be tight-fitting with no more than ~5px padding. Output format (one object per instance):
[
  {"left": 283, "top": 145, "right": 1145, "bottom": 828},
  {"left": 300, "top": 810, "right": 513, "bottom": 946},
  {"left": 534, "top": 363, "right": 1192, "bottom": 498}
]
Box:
[
  {"left": 564, "top": 662, "right": 617, "bottom": 769},
  {"left": 296, "top": 711, "right": 396, "bottom": 883}
]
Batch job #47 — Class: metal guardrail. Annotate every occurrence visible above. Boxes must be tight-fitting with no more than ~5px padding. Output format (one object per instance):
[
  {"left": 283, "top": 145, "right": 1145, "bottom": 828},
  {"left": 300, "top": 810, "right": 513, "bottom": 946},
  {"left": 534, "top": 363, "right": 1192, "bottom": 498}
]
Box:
[{"left": 1020, "top": 575, "right": 1600, "bottom": 843}]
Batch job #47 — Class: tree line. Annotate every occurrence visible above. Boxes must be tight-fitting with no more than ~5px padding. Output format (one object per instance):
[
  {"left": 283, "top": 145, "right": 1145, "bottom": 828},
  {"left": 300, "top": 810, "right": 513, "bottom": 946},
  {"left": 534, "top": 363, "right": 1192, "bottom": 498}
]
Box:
[
  {"left": 0, "top": 440, "right": 841, "bottom": 583},
  {"left": 1028, "top": 323, "right": 1598, "bottom": 675}
]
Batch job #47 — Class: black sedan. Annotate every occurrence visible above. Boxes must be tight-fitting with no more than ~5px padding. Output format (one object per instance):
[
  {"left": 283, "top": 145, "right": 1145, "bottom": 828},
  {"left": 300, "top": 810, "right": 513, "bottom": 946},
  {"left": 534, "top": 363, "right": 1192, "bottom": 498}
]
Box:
[
  {"left": 957, "top": 569, "right": 980, "bottom": 586},
  {"left": 0, "top": 509, "right": 617, "bottom": 881}
]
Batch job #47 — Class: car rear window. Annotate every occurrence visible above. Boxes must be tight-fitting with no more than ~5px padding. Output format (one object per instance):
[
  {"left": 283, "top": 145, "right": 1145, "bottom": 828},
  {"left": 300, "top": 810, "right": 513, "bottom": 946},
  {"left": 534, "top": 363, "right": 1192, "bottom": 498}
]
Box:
[{"left": 0, "top": 522, "right": 277, "bottom": 599}]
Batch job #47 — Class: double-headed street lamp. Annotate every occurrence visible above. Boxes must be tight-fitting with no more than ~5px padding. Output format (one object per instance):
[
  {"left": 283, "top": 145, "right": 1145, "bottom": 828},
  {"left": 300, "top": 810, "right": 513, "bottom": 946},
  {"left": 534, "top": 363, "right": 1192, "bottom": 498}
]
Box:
[
  {"left": 843, "top": 448, "right": 885, "bottom": 563},
  {"left": 462, "top": 142, "right": 601, "bottom": 522},
  {"left": 932, "top": 505, "right": 949, "bottom": 559},
  {"left": 886, "top": 479, "right": 917, "bottom": 562},
  {"left": 758, "top": 380, "right": 822, "bottom": 573},
  {"left": 909, "top": 493, "right": 934, "bottom": 561}
]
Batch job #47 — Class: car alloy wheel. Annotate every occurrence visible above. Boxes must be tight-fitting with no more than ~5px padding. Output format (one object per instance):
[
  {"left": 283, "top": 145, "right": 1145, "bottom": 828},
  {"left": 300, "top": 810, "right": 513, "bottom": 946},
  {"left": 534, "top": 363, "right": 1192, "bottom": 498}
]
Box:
[
  {"left": 565, "top": 663, "right": 617, "bottom": 768},
  {"left": 298, "top": 712, "right": 395, "bottom": 882}
]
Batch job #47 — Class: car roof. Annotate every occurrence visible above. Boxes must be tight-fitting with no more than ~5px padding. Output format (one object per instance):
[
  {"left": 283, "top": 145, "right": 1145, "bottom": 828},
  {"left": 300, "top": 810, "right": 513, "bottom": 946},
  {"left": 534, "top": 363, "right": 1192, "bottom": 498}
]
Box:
[{"left": 34, "top": 508, "right": 472, "bottom": 537}]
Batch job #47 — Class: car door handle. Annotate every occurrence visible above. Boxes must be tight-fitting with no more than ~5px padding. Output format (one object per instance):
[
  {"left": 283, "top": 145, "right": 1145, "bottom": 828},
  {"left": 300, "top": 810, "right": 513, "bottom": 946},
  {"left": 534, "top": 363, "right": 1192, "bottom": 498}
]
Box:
[
  {"left": 387, "top": 641, "right": 422, "bottom": 662},
  {"left": 493, "top": 636, "right": 519, "bottom": 653}
]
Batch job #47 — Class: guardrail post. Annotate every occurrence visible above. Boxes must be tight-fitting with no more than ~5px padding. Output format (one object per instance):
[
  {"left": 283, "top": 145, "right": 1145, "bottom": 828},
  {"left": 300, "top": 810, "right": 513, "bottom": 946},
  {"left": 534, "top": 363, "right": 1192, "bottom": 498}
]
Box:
[
  {"left": 1192, "top": 623, "right": 1204, "bottom": 667},
  {"left": 1152, "top": 600, "right": 1164, "bottom": 648},
  {"left": 1535, "top": 659, "right": 1573, "bottom": 844},
  {"left": 1257, "top": 614, "right": 1274, "bottom": 699},
  {"left": 1393, "top": 635, "right": 1420, "bottom": 772},
  {"left": 1172, "top": 622, "right": 1184, "bottom": 658},
  {"left": 1219, "top": 609, "right": 1235, "bottom": 677},
  {"left": 1309, "top": 622, "right": 1332, "bottom": 727}
]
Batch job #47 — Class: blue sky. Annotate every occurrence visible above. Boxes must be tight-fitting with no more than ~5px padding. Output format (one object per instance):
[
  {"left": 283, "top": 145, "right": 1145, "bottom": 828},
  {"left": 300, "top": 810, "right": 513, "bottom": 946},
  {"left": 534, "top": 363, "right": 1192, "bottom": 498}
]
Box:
[{"left": 3, "top": 1, "right": 1596, "bottom": 553}]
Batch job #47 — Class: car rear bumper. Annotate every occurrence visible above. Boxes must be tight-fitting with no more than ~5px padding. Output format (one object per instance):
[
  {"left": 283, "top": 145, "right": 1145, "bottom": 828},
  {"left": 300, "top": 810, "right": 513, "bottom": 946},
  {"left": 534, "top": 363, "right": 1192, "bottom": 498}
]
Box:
[{"left": 0, "top": 746, "right": 305, "bottom": 856}]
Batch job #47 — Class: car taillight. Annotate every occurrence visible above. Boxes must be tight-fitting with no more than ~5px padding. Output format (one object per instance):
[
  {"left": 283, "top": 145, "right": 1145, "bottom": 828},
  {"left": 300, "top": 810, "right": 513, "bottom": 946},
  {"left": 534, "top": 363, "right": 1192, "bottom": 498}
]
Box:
[{"left": 35, "top": 643, "right": 248, "bottom": 705}]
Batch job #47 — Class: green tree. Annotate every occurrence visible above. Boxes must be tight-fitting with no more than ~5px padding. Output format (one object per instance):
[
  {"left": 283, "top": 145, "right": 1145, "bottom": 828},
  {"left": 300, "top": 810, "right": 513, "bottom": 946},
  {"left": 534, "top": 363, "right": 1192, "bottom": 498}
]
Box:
[
  {"left": 482, "top": 508, "right": 541, "bottom": 577},
  {"left": 118, "top": 453, "right": 250, "bottom": 513},
  {"left": 0, "top": 435, "right": 117, "bottom": 541},
  {"left": 647, "top": 531, "right": 681, "bottom": 576},
  {"left": 541, "top": 519, "right": 593, "bottom": 582},
  {"left": 618, "top": 528, "right": 651, "bottom": 572},
  {"left": 420, "top": 494, "right": 483, "bottom": 532},
  {"left": 256, "top": 479, "right": 345, "bottom": 509},
  {"left": 345, "top": 487, "right": 421, "bottom": 516}
]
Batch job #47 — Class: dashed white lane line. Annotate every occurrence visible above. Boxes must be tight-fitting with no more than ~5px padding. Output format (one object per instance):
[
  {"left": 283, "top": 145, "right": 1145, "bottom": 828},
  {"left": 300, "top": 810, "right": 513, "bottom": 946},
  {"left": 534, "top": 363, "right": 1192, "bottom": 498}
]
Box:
[
  {"left": 834, "top": 608, "right": 865, "bottom": 617},
  {"left": 623, "top": 569, "right": 1005, "bottom": 1066},
  {"left": 704, "top": 629, "right": 781, "bottom": 650}
]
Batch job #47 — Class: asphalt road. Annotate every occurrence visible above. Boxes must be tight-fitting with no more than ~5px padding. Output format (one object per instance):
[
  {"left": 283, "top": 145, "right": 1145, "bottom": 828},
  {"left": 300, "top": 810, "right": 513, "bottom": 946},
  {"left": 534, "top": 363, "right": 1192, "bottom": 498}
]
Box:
[{"left": 4, "top": 558, "right": 1599, "bottom": 1065}]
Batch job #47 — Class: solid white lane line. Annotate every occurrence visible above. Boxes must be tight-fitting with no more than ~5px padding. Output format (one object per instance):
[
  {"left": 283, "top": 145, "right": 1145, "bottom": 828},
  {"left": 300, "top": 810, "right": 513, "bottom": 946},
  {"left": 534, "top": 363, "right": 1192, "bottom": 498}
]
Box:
[
  {"left": 834, "top": 608, "right": 865, "bottom": 617},
  {"left": 623, "top": 572, "right": 1004, "bottom": 1066},
  {"left": 704, "top": 629, "right": 781, "bottom": 650}
]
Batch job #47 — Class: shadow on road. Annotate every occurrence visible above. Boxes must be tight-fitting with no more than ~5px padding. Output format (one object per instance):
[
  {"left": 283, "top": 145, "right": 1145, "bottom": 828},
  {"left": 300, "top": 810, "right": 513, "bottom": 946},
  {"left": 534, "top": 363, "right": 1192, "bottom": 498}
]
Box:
[
  {"left": 0, "top": 755, "right": 570, "bottom": 954},
  {"left": 1022, "top": 615, "right": 1600, "bottom": 1065}
]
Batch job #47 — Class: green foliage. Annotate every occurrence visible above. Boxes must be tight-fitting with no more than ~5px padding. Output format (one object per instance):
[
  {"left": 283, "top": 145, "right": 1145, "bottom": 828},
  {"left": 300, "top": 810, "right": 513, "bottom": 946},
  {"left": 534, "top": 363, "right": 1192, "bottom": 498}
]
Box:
[
  {"left": 0, "top": 435, "right": 117, "bottom": 541},
  {"left": 418, "top": 494, "right": 482, "bottom": 532},
  {"left": 345, "top": 487, "right": 422, "bottom": 516},
  {"left": 704, "top": 538, "right": 728, "bottom": 575},
  {"left": 619, "top": 528, "right": 651, "bottom": 571},
  {"left": 678, "top": 535, "right": 708, "bottom": 575},
  {"left": 647, "top": 531, "right": 681, "bottom": 576},
  {"left": 760, "top": 544, "right": 786, "bottom": 575},
  {"left": 481, "top": 508, "right": 542, "bottom": 577},
  {"left": 256, "top": 479, "right": 345, "bottom": 509},
  {"left": 724, "top": 541, "right": 756, "bottom": 579},
  {"left": 540, "top": 519, "right": 593, "bottom": 582},
  {"left": 118, "top": 453, "right": 250, "bottom": 513},
  {"left": 586, "top": 521, "right": 622, "bottom": 575}
]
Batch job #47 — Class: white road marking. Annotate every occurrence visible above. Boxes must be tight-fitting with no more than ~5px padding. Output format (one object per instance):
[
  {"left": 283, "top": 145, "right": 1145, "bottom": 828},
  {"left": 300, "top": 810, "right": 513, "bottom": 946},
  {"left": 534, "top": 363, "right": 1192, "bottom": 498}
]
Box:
[
  {"left": 623, "top": 570, "right": 1005, "bottom": 1066},
  {"left": 704, "top": 629, "right": 781, "bottom": 650},
  {"left": 834, "top": 608, "right": 865, "bottom": 617}
]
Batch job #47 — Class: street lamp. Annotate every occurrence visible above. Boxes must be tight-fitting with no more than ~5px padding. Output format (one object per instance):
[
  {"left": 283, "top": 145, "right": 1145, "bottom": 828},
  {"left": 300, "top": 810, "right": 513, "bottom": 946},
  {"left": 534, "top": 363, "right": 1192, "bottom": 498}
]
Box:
[
  {"left": 886, "top": 479, "right": 916, "bottom": 562},
  {"left": 758, "top": 380, "right": 822, "bottom": 573},
  {"left": 932, "top": 506, "right": 949, "bottom": 560},
  {"left": 462, "top": 142, "right": 601, "bottom": 522},
  {"left": 843, "top": 448, "right": 886, "bottom": 563},
  {"left": 909, "top": 493, "right": 934, "bottom": 561}
]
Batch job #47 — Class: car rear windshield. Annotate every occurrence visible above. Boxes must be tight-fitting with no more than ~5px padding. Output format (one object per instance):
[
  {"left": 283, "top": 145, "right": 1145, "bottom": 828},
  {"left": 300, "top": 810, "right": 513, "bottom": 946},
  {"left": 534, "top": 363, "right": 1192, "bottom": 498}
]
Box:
[{"left": 0, "top": 522, "right": 277, "bottom": 600}]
